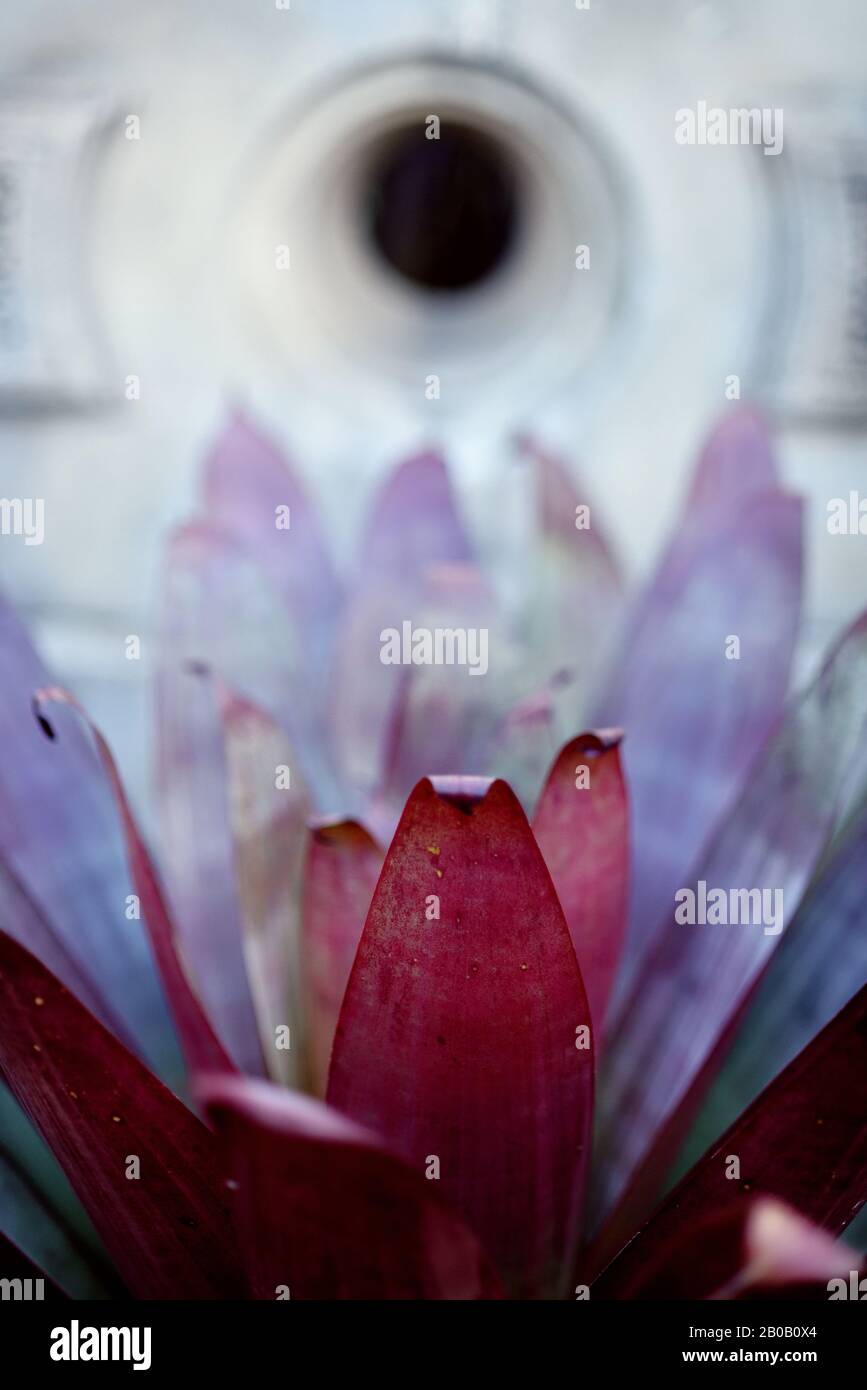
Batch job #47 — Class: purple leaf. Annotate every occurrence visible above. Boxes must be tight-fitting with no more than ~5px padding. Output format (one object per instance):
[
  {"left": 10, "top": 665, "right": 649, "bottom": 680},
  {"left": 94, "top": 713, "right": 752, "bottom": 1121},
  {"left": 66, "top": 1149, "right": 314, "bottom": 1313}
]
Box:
[
  {"left": 373, "top": 563, "right": 502, "bottom": 825},
  {"left": 594, "top": 411, "right": 802, "bottom": 997},
  {"left": 200, "top": 1073, "right": 503, "bottom": 1300},
  {"left": 0, "top": 595, "right": 176, "bottom": 1075},
  {"left": 35, "top": 688, "right": 234, "bottom": 1078},
  {"left": 327, "top": 776, "right": 593, "bottom": 1297},
  {"left": 686, "top": 407, "right": 778, "bottom": 515},
  {"left": 677, "top": 799, "right": 867, "bottom": 1177},
  {"left": 329, "top": 455, "right": 475, "bottom": 802},
  {"left": 159, "top": 521, "right": 339, "bottom": 805},
  {"left": 0, "top": 853, "right": 119, "bottom": 1036},
  {"left": 202, "top": 410, "right": 343, "bottom": 681},
  {"left": 593, "top": 610, "right": 867, "bottom": 1254}
]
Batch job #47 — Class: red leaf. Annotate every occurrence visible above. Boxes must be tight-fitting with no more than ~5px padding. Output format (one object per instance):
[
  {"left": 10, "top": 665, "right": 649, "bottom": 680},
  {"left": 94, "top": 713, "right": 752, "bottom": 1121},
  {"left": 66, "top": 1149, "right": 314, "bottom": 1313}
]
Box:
[
  {"left": 300, "top": 819, "right": 384, "bottom": 1096},
  {"left": 327, "top": 776, "right": 593, "bottom": 1297},
  {"left": 596, "top": 1197, "right": 861, "bottom": 1300},
  {"left": 593, "top": 985, "right": 867, "bottom": 1294},
  {"left": 532, "top": 731, "right": 629, "bottom": 1035},
  {"left": 0, "top": 932, "right": 242, "bottom": 1299},
  {"left": 200, "top": 1073, "right": 503, "bottom": 1300},
  {"left": 0, "top": 1110, "right": 119, "bottom": 1298}
]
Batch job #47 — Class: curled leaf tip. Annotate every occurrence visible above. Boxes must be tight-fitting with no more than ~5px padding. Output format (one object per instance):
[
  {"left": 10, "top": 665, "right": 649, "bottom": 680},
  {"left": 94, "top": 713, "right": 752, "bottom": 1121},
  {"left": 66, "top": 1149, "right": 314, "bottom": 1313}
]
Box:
[{"left": 32, "top": 686, "right": 78, "bottom": 740}]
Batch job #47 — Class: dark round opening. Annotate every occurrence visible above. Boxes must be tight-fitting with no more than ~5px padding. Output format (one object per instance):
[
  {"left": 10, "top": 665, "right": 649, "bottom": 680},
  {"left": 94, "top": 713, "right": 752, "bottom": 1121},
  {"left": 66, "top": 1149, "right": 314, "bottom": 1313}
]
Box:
[{"left": 366, "top": 120, "right": 520, "bottom": 292}]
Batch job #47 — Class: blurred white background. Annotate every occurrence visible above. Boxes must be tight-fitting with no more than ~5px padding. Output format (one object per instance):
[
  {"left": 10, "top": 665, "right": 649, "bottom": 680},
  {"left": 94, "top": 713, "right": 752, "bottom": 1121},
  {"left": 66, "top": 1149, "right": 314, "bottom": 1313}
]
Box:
[{"left": 1, "top": 0, "right": 866, "bottom": 801}]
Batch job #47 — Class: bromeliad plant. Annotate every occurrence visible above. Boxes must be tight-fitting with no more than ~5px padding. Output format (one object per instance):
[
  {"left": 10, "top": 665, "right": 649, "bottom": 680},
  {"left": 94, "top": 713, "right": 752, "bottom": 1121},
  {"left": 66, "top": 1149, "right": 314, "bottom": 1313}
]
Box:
[{"left": 0, "top": 408, "right": 865, "bottom": 1300}]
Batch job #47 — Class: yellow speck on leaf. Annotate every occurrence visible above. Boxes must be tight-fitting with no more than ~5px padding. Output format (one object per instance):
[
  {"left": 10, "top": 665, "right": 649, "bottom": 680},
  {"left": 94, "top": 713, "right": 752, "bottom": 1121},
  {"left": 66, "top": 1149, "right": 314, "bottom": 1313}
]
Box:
[{"left": 426, "top": 845, "right": 441, "bottom": 856}]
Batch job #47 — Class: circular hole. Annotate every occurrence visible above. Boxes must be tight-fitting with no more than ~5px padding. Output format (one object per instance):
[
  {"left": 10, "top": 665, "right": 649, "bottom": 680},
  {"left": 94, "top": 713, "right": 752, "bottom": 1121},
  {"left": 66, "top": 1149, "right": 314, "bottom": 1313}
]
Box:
[{"left": 365, "top": 120, "right": 521, "bottom": 293}]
